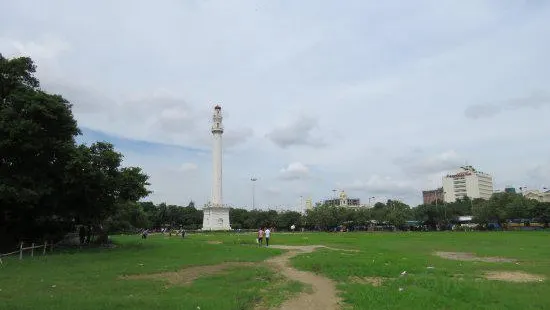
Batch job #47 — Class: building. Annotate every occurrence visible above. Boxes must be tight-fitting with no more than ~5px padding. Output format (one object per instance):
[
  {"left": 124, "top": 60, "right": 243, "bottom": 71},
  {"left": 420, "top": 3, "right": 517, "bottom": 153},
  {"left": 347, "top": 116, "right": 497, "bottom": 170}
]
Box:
[
  {"left": 504, "top": 186, "right": 516, "bottom": 194},
  {"left": 523, "top": 190, "right": 550, "bottom": 203},
  {"left": 202, "top": 105, "right": 231, "bottom": 230},
  {"left": 442, "top": 165, "right": 493, "bottom": 203},
  {"left": 305, "top": 198, "right": 313, "bottom": 211},
  {"left": 323, "top": 190, "right": 361, "bottom": 207},
  {"left": 422, "top": 188, "right": 444, "bottom": 205}
]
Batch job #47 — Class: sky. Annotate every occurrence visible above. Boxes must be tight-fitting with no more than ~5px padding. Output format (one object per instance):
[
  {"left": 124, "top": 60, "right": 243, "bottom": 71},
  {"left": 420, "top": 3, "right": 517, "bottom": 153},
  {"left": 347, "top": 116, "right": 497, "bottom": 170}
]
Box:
[{"left": 2, "top": 0, "right": 550, "bottom": 210}]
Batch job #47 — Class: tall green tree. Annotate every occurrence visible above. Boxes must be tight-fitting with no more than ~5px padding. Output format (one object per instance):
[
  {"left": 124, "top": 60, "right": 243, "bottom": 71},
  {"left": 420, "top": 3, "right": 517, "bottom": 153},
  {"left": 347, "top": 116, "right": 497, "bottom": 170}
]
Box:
[
  {"left": 1, "top": 54, "right": 151, "bottom": 248},
  {"left": 1, "top": 54, "right": 80, "bottom": 248},
  {"left": 384, "top": 200, "right": 412, "bottom": 227}
]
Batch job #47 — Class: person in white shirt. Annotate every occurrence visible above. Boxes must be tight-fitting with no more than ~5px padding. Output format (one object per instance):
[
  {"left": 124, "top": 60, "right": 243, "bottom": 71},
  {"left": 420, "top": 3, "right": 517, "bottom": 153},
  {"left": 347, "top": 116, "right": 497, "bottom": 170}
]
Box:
[{"left": 265, "top": 228, "right": 271, "bottom": 247}]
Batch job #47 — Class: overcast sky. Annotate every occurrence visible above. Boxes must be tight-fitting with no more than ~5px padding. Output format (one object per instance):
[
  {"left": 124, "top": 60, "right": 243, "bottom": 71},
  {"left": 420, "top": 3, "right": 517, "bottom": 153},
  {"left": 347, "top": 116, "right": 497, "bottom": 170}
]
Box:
[{"left": 2, "top": 0, "right": 550, "bottom": 210}]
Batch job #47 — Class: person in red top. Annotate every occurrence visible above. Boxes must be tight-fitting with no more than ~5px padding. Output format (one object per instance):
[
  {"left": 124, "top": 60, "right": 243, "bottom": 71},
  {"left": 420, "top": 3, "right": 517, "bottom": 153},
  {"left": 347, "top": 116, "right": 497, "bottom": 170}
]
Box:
[{"left": 257, "top": 228, "right": 264, "bottom": 247}]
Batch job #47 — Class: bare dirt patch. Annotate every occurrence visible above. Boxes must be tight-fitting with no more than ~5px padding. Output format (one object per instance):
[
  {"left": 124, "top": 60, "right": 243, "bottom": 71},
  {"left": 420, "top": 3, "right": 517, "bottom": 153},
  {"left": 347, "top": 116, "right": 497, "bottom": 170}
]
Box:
[
  {"left": 349, "top": 276, "right": 385, "bottom": 287},
  {"left": 206, "top": 240, "right": 223, "bottom": 245},
  {"left": 435, "top": 251, "right": 517, "bottom": 263},
  {"left": 484, "top": 271, "right": 545, "bottom": 283},
  {"left": 120, "top": 262, "right": 254, "bottom": 286},
  {"left": 122, "top": 244, "right": 351, "bottom": 309},
  {"left": 265, "top": 245, "right": 343, "bottom": 310}
]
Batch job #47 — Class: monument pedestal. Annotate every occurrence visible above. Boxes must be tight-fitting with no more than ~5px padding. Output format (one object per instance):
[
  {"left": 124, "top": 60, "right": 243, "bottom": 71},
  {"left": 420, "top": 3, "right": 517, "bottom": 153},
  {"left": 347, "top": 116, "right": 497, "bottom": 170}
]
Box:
[{"left": 202, "top": 204, "right": 231, "bottom": 231}]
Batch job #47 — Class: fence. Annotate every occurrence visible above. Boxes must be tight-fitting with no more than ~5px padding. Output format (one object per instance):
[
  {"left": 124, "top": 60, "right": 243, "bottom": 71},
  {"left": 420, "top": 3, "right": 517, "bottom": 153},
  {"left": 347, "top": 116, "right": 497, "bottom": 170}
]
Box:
[{"left": 0, "top": 241, "right": 53, "bottom": 264}]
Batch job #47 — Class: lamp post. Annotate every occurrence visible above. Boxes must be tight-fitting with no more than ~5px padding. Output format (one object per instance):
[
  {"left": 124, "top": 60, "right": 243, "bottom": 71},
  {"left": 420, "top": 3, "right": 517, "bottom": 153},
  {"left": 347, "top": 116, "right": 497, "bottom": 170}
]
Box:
[
  {"left": 443, "top": 191, "right": 447, "bottom": 220},
  {"left": 443, "top": 193, "right": 447, "bottom": 224},
  {"left": 436, "top": 191, "right": 447, "bottom": 227},
  {"left": 251, "top": 177, "right": 258, "bottom": 210}
]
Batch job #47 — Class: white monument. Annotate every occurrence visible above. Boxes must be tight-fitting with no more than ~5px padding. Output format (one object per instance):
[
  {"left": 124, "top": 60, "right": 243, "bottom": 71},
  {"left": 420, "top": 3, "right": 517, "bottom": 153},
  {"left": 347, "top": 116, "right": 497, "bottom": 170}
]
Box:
[{"left": 201, "top": 105, "right": 231, "bottom": 230}]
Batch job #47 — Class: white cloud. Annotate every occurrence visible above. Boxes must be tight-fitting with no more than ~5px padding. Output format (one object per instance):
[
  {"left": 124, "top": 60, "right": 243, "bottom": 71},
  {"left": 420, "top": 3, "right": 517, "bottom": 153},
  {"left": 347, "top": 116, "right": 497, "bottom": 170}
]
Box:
[
  {"left": 265, "top": 187, "right": 282, "bottom": 195},
  {"left": 266, "top": 116, "right": 325, "bottom": 148},
  {"left": 465, "top": 90, "right": 550, "bottom": 119},
  {"left": 526, "top": 161, "right": 550, "bottom": 188},
  {"left": 180, "top": 162, "right": 198, "bottom": 172},
  {"left": 0, "top": 35, "right": 71, "bottom": 59},
  {"left": 279, "top": 162, "right": 310, "bottom": 181},
  {"left": 345, "top": 175, "right": 417, "bottom": 196},
  {"left": 396, "top": 150, "right": 465, "bottom": 176}
]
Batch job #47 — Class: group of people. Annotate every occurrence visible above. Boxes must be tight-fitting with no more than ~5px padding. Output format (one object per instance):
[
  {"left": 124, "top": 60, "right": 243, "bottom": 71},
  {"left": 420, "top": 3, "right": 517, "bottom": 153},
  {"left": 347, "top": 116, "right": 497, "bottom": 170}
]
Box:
[{"left": 257, "top": 227, "right": 271, "bottom": 247}]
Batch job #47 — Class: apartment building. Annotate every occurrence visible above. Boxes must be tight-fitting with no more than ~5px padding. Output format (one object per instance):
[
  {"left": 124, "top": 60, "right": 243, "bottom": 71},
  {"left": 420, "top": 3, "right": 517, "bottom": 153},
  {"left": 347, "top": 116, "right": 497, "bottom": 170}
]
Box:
[
  {"left": 422, "top": 188, "right": 444, "bottom": 205},
  {"left": 523, "top": 190, "right": 550, "bottom": 203},
  {"left": 443, "top": 166, "right": 493, "bottom": 203}
]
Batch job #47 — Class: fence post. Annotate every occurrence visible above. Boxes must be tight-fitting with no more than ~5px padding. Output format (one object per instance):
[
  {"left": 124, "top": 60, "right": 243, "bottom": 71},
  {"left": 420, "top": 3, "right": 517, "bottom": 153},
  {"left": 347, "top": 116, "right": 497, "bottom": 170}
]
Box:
[
  {"left": 31, "top": 243, "right": 34, "bottom": 257},
  {"left": 19, "top": 242, "right": 23, "bottom": 260},
  {"left": 43, "top": 241, "right": 47, "bottom": 256}
]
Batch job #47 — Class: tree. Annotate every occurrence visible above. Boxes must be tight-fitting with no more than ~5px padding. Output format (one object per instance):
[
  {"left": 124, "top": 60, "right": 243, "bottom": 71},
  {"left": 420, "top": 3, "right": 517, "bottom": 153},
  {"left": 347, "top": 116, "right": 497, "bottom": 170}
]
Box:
[
  {"left": 445, "top": 197, "right": 473, "bottom": 219},
  {"left": 104, "top": 201, "right": 150, "bottom": 233},
  {"left": 304, "top": 204, "right": 341, "bottom": 230},
  {"left": 354, "top": 208, "right": 371, "bottom": 226},
  {"left": 1, "top": 54, "right": 80, "bottom": 249},
  {"left": 370, "top": 202, "right": 387, "bottom": 223},
  {"left": 472, "top": 192, "right": 516, "bottom": 227},
  {"left": 530, "top": 202, "right": 550, "bottom": 227},
  {"left": 0, "top": 54, "right": 151, "bottom": 248},
  {"left": 61, "top": 141, "right": 151, "bottom": 241},
  {"left": 181, "top": 205, "right": 202, "bottom": 230},
  {"left": 413, "top": 204, "right": 440, "bottom": 228},
  {"left": 384, "top": 200, "right": 411, "bottom": 228},
  {"left": 229, "top": 208, "right": 249, "bottom": 229},
  {"left": 0, "top": 54, "right": 39, "bottom": 98},
  {"left": 275, "top": 211, "right": 302, "bottom": 230}
]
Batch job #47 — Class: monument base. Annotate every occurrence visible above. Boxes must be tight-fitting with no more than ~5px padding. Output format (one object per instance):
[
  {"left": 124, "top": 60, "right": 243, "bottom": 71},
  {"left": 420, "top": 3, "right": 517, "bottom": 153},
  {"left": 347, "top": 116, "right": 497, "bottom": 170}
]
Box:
[{"left": 201, "top": 205, "right": 231, "bottom": 231}]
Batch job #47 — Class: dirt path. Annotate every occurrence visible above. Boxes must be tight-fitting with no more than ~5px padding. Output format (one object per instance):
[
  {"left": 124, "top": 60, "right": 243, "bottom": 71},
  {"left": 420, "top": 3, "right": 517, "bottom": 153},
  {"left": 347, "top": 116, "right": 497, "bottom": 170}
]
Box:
[
  {"left": 121, "top": 243, "right": 345, "bottom": 309},
  {"left": 265, "top": 245, "right": 342, "bottom": 310}
]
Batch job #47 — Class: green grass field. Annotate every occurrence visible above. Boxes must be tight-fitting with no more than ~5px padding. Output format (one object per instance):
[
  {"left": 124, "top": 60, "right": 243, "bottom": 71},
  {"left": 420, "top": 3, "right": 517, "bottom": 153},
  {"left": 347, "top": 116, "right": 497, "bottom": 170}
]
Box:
[{"left": 1, "top": 231, "right": 549, "bottom": 310}]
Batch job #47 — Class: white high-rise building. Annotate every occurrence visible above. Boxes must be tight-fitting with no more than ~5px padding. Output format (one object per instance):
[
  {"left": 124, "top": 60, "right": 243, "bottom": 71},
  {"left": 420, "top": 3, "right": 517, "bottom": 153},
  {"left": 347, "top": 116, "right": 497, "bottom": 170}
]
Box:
[
  {"left": 442, "top": 166, "right": 493, "bottom": 203},
  {"left": 201, "top": 105, "right": 231, "bottom": 230}
]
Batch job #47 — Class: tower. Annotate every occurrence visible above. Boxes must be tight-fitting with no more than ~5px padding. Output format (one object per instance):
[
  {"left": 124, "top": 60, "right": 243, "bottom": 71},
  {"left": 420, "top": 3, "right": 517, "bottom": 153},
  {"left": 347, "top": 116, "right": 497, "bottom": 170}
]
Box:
[
  {"left": 201, "top": 105, "right": 231, "bottom": 230},
  {"left": 211, "top": 105, "right": 223, "bottom": 206}
]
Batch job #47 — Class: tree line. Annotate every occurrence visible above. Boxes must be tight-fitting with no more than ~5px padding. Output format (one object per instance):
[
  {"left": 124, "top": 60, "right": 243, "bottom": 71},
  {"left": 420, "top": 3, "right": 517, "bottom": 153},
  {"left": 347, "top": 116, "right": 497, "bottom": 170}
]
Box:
[
  {"left": 0, "top": 54, "right": 150, "bottom": 251},
  {"left": 117, "top": 191, "right": 548, "bottom": 233},
  {"left": 304, "top": 192, "right": 549, "bottom": 230}
]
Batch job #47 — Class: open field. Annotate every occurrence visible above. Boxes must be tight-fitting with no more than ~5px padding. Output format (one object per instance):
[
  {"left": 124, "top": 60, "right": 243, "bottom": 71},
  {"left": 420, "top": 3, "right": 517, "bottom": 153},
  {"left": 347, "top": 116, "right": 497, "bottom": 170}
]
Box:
[{"left": 1, "top": 232, "right": 549, "bottom": 310}]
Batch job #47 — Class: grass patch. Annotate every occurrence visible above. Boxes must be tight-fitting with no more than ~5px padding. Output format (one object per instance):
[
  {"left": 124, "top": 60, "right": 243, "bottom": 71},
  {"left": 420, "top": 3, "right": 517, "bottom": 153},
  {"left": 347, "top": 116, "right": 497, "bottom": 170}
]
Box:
[
  {"left": 1, "top": 231, "right": 549, "bottom": 309},
  {"left": 289, "top": 231, "right": 550, "bottom": 309},
  {"left": 0, "top": 234, "right": 289, "bottom": 310}
]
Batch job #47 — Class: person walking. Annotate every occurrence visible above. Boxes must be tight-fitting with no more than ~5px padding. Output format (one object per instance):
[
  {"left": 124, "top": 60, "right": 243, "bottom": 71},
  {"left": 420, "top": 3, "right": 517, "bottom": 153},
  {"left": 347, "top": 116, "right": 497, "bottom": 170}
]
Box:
[
  {"left": 265, "top": 227, "right": 271, "bottom": 247},
  {"left": 79, "top": 225, "right": 86, "bottom": 245},
  {"left": 257, "top": 227, "right": 264, "bottom": 247}
]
